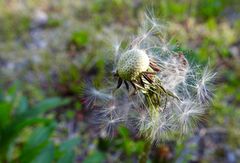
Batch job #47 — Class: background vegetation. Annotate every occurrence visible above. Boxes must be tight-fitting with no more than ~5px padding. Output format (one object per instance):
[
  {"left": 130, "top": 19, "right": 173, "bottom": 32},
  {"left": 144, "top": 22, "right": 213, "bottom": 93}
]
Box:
[{"left": 0, "top": 0, "right": 239, "bottom": 162}]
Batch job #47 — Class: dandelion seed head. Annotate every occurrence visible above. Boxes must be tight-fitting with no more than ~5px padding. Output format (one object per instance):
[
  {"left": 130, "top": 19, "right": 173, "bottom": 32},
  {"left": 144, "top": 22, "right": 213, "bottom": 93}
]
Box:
[
  {"left": 117, "top": 48, "right": 149, "bottom": 81},
  {"left": 92, "top": 12, "right": 215, "bottom": 142}
]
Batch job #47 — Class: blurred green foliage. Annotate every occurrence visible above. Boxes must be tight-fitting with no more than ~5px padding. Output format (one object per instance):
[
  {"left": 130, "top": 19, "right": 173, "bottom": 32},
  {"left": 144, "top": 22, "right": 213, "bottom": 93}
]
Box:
[
  {"left": 83, "top": 151, "right": 105, "bottom": 163},
  {"left": 95, "top": 126, "right": 145, "bottom": 162},
  {"left": 0, "top": 13, "right": 30, "bottom": 41},
  {"left": 197, "top": 0, "right": 225, "bottom": 19},
  {"left": 70, "top": 30, "right": 90, "bottom": 49},
  {"left": 0, "top": 83, "right": 80, "bottom": 162},
  {"left": 45, "top": 18, "right": 62, "bottom": 28}
]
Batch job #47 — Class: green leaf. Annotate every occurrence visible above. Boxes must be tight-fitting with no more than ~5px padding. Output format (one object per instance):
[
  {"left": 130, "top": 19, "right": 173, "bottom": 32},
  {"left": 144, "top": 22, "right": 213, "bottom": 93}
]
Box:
[
  {"left": 6, "top": 82, "right": 19, "bottom": 97},
  {"left": 83, "top": 151, "right": 105, "bottom": 163},
  {"left": 23, "top": 124, "right": 55, "bottom": 152},
  {"left": 15, "top": 96, "right": 28, "bottom": 115},
  {"left": 21, "top": 97, "right": 70, "bottom": 118},
  {"left": 31, "top": 143, "right": 55, "bottom": 163},
  {"left": 0, "top": 102, "right": 12, "bottom": 129},
  {"left": 57, "top": 137, "right": 80, "bottom": 163},
  {"left": 32, "top": 98, "right": 70, "bottom": 114},
  {"left": 0, "top": 90, "right": 3, "bottom": 101},
  {"left": 59, "top": 137, "right": 80, "bottom": 151},
  {"left": 118, "top": 126, "right": 129, "bottom": 138},
  {"left": 19, "top": 124, "right": 56, "bottom": 162},
  {"left": 0, "top": 118, "right": 51, "bottom": 154},
  {"left": 57, "top": 151, "right": 75, "bottom": 163}
]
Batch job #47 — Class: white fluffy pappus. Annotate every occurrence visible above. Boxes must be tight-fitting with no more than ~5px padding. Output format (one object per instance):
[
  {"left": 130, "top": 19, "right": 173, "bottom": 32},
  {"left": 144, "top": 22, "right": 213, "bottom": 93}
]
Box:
[
  {"left": 173, "top": 99, "right": 206, "bottom": 134},
  {"left": 195, "top": 67, "right": 216, "bottom": 104},
  {"left": 86, "top": 13, "right": 215, "bottom": 142},
  {"left": 83, "top": 87, "right": 114, "bottom": 108}
]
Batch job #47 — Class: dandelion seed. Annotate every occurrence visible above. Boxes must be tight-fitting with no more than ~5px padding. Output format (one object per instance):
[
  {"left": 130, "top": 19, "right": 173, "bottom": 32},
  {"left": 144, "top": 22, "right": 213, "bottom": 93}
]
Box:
[
  {"left": 157, "top": 53, "right": 189, "bottom": 91},
  {"left": 100, "top": 115, "right": 124, "bottom": 137},
  {"left": 147, "top": 113, "right": 174, "bottom": 142},
  {"left": 144, "top": 11, "right": 166, "bottom": 33},
  {"left": 195, "top": 67, "right": 216, "bottom": 103},
  {"left": 98, "top": 104, "right": 117, "bottom": 117},
  {"left": 84, "top": 87, "right": 113, "bottom": 108},
  {"left": 112, "top": 37, "right": 123, "bottom": 64},
  {"left": 174, "top": 100, "right": 205, "bottom": 133},
  {"left": 133, "top": 108, "right": 150, "bottom": 132},
  {"left": 162, "top": 45, "right": 168, "bottom": 52}
]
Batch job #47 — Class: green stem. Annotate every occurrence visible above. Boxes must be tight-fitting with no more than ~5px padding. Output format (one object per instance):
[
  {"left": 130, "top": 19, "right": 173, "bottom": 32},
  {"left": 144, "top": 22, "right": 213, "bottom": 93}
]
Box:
[{"left": 139, "top": 140, "right": 152, "bottom": 163}]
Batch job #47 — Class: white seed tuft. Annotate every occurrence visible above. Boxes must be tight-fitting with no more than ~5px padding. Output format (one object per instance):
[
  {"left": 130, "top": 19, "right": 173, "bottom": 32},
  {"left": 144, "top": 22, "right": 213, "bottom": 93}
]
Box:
[{"left": 90, "top": 13, "right": 215, "bottom": 142}]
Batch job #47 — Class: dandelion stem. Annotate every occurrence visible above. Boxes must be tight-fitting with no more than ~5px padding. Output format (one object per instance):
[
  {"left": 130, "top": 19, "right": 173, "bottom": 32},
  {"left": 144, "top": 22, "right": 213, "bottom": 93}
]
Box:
[{"left": 139, "top": 140, "right": 152, "bottom": 163}]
